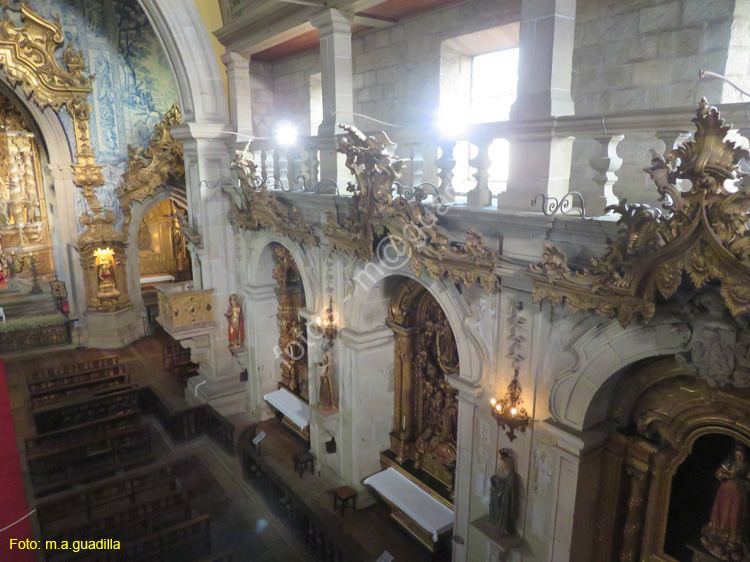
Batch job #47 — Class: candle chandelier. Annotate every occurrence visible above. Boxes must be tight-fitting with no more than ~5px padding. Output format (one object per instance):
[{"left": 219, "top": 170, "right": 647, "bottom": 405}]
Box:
[
  {"left": 490, "top": 368, "right": 530, "bottom": 441},
  {"left": 313, "top": 297, "right": 338, "bottom": 344}
]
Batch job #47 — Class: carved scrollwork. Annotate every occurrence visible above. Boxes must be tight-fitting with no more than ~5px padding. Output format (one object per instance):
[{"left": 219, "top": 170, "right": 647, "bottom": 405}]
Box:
[
  {"left": 324, "top": 124, "right": 500, "bottom": 292},
  {"left": 117, "top": 105, "right": 184, "bottom": 235},
  {"left": 228, "top": 145, "right": 318, "bottom": 246},
  {"left": 529, "top": 99, "right": 750, "bottom": 326},
  {"left": 0, "top": 2, "right": 104, "bottom": 207}
]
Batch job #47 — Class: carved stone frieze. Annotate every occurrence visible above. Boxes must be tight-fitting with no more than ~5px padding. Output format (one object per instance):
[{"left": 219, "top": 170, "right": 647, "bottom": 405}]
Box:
[
  {"left": 117, "top": 105, "right": 184, "bottom": 235},
  {"left": 676, "top": 320, "right": 750, "bottom": 388},
  {"left": 529, "top": 99, "right": 750, "bottom": 326},
  {"left": 228, "top": 145, "right": 318, "bottom": 246},
  {"left": 324, "top": 125, "right": 500, "bottom": 292}
]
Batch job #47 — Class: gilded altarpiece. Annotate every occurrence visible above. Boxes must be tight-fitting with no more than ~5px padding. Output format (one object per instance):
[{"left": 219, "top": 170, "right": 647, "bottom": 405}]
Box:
[
  {"left": 0, "top": 94, "right": 54, "bottom": 282},
  {"left": 383, "top": 279, "right": 459, "bottom": 502},
  {"left": 272, "top": 245, "right": 308, "bottom": 401}
]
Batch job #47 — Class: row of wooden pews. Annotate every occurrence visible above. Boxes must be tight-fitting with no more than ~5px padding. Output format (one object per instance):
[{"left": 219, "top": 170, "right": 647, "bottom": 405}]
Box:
[
  {"left": 163, "top": 344, "right": 199, "bottom": 387},
  {"left": 23, "top": 354, "right": 235, "bottom": 561}
]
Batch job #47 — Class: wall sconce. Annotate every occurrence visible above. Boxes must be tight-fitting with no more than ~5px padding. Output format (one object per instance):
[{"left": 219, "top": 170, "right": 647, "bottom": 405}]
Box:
[
  {"left": 490, "top": 369, "right": 530, "bottom": 442},
  {"left": 313, "top": 297, "right": 338, "bottom": 344}
]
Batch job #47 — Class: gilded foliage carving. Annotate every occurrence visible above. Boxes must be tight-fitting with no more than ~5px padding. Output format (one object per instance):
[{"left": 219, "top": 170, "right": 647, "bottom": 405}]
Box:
[
  {"left": 529, "top": 99, "right": 750, "bottom": 326},
  {"left": 0, "top": 2, "right": 103, "bottom": 206},
  {"left": 228, "top": 145, "right": 318, "bottom": 246},
  {"left": 324, "top": 125, "right": 499, "bottom": 292},
  {"left": 117, "top": 104, "right": 184, "bottom": 235}
]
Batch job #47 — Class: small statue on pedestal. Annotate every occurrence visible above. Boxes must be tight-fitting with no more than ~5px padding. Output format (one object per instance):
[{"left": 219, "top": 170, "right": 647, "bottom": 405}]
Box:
[
  {"left": 316, "top": 341, "right": 336, "bottom": 411},
  {"left": 225, "top": 293, "right": 245, "bottom": 348},
  {"left": 489, "top": 448, "right": 518, "bottom": 537}
]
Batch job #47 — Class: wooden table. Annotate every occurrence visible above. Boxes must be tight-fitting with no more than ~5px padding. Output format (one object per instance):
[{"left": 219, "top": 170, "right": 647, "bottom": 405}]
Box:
[{"left": 330, "top": 485, "right": 357, "bottom": 515}]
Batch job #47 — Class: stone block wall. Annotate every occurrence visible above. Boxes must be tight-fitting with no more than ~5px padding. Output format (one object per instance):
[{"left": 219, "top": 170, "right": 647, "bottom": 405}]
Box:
[
  {"left": 570, "top": 0, "right": 748, "bottom": 208},
  {"left": 250, "top": 61, "right": 275, "bottom": 138},
  {"left": 272, "top": 52, "right": 320, "bottom": 136},
  {"left": 351, "top": 0, "right": 521, "bottom": 129}
]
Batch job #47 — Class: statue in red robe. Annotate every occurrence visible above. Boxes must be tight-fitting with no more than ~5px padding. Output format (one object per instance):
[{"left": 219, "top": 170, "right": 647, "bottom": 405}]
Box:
[
  {"left": 225, "top": 294, "right": 244, "bottom": 348},
  {"left": 701, "top": 444, "right": 750, "bottom": 561}
]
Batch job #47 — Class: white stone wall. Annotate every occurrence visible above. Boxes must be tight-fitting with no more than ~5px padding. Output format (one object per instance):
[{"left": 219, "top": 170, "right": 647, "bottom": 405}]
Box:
[
  {"left": 272, "top": 52, "right": 320, "bottom": 135},
  {"left": 249, "top": 61, "right": 275, "bottom": 138}
]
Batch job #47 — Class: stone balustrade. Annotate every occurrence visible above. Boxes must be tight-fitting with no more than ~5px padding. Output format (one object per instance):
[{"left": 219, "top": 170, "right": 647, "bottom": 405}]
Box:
[
  {"left": 156, "top": 281, "right": 214, "bottom": 333},
  {"left": 238, "top": 101, "right": 750, "bottom": 216}
]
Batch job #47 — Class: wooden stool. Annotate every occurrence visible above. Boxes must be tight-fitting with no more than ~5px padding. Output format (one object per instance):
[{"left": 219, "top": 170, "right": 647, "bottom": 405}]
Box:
[
  {"left": 331, "top": 485, "right": 357, "bottom": 515},
  {"left": 293, "top": 451, "right": 314, "bottom": 477}
]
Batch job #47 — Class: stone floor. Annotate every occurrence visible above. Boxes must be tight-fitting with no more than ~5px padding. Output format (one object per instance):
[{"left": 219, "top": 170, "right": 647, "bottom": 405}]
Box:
[{"left": 3, "top": 329, "right": 450, "bottom": 562}]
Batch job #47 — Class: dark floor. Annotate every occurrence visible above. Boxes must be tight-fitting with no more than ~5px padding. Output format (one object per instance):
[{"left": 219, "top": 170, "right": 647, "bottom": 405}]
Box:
[{"left": 4, "top": 330, "right": 449, "bottom": 562}]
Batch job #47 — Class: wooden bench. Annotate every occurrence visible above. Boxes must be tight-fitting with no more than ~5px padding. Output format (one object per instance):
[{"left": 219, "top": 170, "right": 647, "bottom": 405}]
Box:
[
  {"left": 28, "top": 364, "right": 126, "bottom": 394},
  {"left": 163, "top": 344, "right": 199, "bottom": 386},
  {"left": 33, "top": 387, "right": 140, "bottom": 433},
  {"left": 47, "top": 490, "right": 192, "bottom": 544},
  {"left": 31, "top": 370, "right": 131, "bottom": 411},
  {"left": 27, "top": 356, "right": 118, "bottom": 384},
  {"left": 30, "top": 424, "right": 152, "bottom": 496},
  {"left": 36, "top": 464, "right": 175, "bottom": 526},
  {"left": 73, "top": 513, "right": 211, "bottom": 562}
]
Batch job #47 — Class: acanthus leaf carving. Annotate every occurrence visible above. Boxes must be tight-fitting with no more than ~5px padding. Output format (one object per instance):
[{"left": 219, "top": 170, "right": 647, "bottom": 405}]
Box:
[
  {"left": 228, "top": 145, "right": 318, "bottom": 247},
  {"left": 529, "top": 99, "right": 750, "bottom": 326},
  {"left": 117, "top": 104, "right": 184, "bottom": 235},
  {"left": 324, "top": 124, "right": 500, "bottom": 292}
]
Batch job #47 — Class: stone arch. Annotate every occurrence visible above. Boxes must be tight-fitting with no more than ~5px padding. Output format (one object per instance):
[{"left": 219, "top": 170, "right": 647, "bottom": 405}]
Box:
[
  {"left": 125, "top": 184, "right": 187, "bottom": 314},
  {"left": 138, "top": 0, "right": 228, "bottom": 125},
  {"left": 344, "top": 257, "right": 484, "bottom": 383},
  {"left": 549, "top": 312, "right": 693, "bottom": 431},
  {"left": 243, "top": 230, "right": 319, "bottom": 311},
  {"left": 0, "top": 77, "right": 83, "bottom": 311}
]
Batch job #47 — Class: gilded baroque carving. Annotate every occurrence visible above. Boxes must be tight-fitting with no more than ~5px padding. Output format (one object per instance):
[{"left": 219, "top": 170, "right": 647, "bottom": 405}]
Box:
[
  {"left": 228, "top": 145, "right": 318, "bottom": 246},
  {"left": 117, "top": 105, "right": 184, "bottom": 235},
  {"left": 324, "top": 125, "right": 500, "bottom": 292},
  {"left": 0, "top": 2, "right": 103, "bottom": 206},
  {"left": 529, "top": 100, "right": 750, "bottom": 326}
]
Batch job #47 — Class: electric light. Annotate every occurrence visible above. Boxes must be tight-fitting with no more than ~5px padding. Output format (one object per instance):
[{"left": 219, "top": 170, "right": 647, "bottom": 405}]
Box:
[
  {"left": 490, "top": 368, "right": 531, "bottom": 441},
  {"left": 275, "top": 122, "right": 298, "bottom": 146}
]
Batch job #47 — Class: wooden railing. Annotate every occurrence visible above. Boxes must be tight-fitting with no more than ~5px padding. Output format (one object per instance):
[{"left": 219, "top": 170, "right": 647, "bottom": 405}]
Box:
[{"left": 137, "top": 387, "right": 235, "bottom": 455}]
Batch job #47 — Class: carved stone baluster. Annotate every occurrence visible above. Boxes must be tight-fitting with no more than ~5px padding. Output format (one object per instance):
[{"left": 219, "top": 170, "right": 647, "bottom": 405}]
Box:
[
  {"left": 587, "top": 134, "right": 624, "bottom": 216},
  {"left": 467, "top": 138, "right": 492, "bottom": 207},
  {"left": 260, "top": 149, "right": 271, "bottom": 182},
  {"left": 435, "top": 140, "right": 457, "bottom": 203},
  {"left": 619, "top": 464, "right": 649, "bottom": 562},
  {"left": 303, "top": 145, "right": 320, "bottom": 187},
  {"left": 288, "top": 147, "right": 303, "bottom": 191},
  {"left": 274, "top": 147, "right": 288, "bottom": 190},
  {"left": 404, "top": 141, "right": 424, "bottom": 188}
]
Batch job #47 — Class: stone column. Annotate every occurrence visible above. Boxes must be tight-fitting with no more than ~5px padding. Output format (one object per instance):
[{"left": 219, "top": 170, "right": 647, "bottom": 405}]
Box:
[
  {"left": 448, "top": 375, "right": 483, "bottom": 562},
  {"left": 221, "top": 51, "right": 253, "bottom": 137},
  {"left": 620, "top": 464, "right": 649, "bottom": 562},
  {"left": 502, "top": 0, "right": 576, "bottom": 210},
  {"left": 310, "top": 9, "right": 354, "bottom": 187},
  {"left": 170, "top": 123, "right": 247, "bottom": 415}
]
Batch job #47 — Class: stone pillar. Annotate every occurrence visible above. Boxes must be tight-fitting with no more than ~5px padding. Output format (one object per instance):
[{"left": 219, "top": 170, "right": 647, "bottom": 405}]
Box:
[
  {"left": 448, "top": 375, "right": 483, "bottom": 562},
  {"left": 221, "top": 51, "right": 253, "bottom": 137},
  {"left": 620, "top": 465, "right": 649, "bottom": 562},
  {"left": 502, "top": 0, "right": 576, "bottom": 210},
  {"left": 170, "top": 123, "right": 247, "bottom": 415},
  {"left": 310, "top": 9, "right": 354, "bottom": 187}
]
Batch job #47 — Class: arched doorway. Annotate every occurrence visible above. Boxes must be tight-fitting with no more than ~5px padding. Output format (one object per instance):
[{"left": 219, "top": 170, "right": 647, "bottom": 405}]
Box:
[
  {"left": 135, "top": 197, "right": 192, "bottom": 324},
  {"left": 384, "top": 277, "right": 459, "bottom": 503},
  {"left": 592, "top": 357, "right": 750, "bottom": 562}
]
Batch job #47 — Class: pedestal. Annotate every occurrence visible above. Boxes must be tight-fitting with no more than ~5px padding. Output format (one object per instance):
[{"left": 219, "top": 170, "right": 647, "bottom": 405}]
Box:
[{"left": 84, "top": 306, "right": 143, "bottom": 349}]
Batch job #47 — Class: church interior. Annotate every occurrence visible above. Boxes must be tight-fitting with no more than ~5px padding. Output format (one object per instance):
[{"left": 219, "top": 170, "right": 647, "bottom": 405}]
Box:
[{"left": 3, "top": 1, "right": 750, "bottom": 561}]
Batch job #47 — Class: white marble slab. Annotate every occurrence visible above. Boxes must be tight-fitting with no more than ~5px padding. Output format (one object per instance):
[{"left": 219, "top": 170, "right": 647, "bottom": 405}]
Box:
[
  {"left": 263, "top": 388, "right": 310, "bottom": 430},
  {"left": 364, "top": 467, "right": 454, "bottom": 541}
]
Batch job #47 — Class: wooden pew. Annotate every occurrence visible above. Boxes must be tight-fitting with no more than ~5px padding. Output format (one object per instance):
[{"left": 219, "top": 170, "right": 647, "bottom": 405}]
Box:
[
  {"left": 163, "top": 344, "right": 199, "bottom": 386},
  {"left": 72, "top": 514, "right": 211, "bottom": 562},
  {"left": 27, "top": 356, "right": 118, "bottom": 384},
  {"left": 36, "top": 464, "right": 175, "bottom": 527},
  {"left": 28, "top": 364, "right": 126, "bottom": 394},
  {"left": 33, "top": 387, "right": 140, "bottom": 433},
  {"left": 47, "top": 490, "right": 192, "bottom": 544},
  {"left": 31, "top": 424, "right": 152, "bottom": 496},
  {"left": 30, "top": 368, "right": 130, "bottom": 411},
  {"left": 26, "top": 411, "right": 142, "bottom": 457}
]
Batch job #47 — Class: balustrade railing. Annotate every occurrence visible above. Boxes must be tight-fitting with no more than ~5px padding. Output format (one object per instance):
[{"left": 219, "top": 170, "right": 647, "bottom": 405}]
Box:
[{"left": 240, "top": 101, "right": 750, "bottom": 216}]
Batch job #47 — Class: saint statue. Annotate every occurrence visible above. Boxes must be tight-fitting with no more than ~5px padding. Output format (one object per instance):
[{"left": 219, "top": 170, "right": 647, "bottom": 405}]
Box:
[
  {"left": 96, "top": 256, "right": 117, "bottom": 293},
  {"left": 701, "top": 444, "right": 750, "bottom": 561},
  {"left": 225, "top": 293, "right": 245, "bottom": 348},
  {"left": 315, "top": 341, "right": 336, "bottom": 411},
  {"left": 489, "top": 450, "right": 518, "bottom": 537}
]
